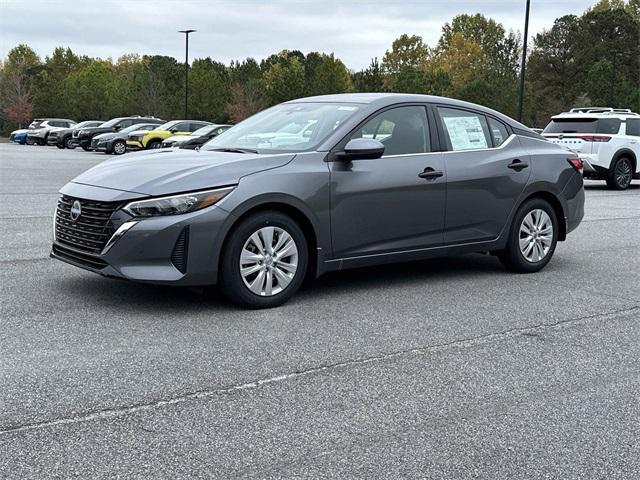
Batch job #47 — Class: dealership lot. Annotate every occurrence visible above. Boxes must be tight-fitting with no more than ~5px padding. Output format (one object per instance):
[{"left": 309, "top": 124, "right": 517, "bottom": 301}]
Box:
[{"left": 1, "top": 142, "right": 639, "bottom": 477}]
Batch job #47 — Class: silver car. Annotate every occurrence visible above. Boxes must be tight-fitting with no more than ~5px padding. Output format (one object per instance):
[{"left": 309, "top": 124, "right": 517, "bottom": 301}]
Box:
[{"left": 52, "top": 94, "right": 585, "bottom": 308}]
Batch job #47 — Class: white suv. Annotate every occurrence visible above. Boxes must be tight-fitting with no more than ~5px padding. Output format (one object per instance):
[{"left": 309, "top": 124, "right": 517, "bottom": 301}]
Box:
[{"left": 542, "top": 108, "right": 640, "bottom": 190}]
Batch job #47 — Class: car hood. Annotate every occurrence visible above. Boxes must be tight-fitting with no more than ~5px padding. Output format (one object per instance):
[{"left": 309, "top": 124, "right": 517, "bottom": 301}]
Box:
[
  {"left": 164, "top": 135, "right": 191, "bottom": 143},
  {"left": 79, "top": 126, "right": 114, "bottom": 136},
  {"left": 11, "top": 129, "right": 29, "bottom": 135},
  {"left": 70, "top": 148, "right": 296, "bottom": 196}
]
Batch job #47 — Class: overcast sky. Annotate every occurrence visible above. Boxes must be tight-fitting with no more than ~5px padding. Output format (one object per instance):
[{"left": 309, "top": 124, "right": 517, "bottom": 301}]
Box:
[{"left": 1, "top": 0, "right": 596, "bottom": 70}]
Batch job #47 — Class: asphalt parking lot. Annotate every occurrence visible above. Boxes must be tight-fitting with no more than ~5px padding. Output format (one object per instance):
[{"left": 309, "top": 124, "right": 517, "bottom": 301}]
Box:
[{"left": 1, "top": 141, "right": 639, "bottom": 478}]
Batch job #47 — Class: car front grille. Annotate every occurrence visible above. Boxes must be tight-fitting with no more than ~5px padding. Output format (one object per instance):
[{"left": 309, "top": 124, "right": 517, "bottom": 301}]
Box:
[
  {"left": 52, "top": 244, "right": 109, "bottom": 270},
  {"left": 55, "top": 195, "right": 121, "bottom": 255}
]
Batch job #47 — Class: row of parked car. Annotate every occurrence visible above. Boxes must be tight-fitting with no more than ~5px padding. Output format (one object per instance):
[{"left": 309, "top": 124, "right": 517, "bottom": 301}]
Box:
[{"left": 9, "top": 116, "right": 232, "bottom": 155}]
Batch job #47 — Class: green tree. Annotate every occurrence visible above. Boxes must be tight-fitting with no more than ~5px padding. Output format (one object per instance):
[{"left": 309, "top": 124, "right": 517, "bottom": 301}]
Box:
[
  {"left": 263, "top": 53, "right": 305, "bottom": 104},
  {"left": 188, "top": 57, "right": 231, "bottom": 121},
  {"left": 352, "top": 58, "right": 385, "bottom": 92},
  {"left": 304, "top": 53, "right": 351, "bottom": 96}
]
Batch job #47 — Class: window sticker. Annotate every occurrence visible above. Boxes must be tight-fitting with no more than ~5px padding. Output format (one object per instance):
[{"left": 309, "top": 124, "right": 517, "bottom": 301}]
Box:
[{"left": 443, "top": 116, "right": 488, "bottom": 151}]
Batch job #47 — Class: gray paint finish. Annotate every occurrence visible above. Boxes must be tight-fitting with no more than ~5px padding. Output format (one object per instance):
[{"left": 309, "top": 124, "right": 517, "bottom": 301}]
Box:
[{"left": 52, "top": 93, "right": 584, "bottom": 287}]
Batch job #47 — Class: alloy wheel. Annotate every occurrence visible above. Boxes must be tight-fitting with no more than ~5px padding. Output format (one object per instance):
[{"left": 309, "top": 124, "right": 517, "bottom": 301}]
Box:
[
  {"left": 113, "top": 142, "right": 126, "bottom": 155},
  {"left": 519, "top": 209, "right": 553, "bottom": 263},
  {"left": 239, "top": 226, "right": 299, "bottom": 296},
  {"left": 615, "top": 159, "right": 632, "bottom": 188}
]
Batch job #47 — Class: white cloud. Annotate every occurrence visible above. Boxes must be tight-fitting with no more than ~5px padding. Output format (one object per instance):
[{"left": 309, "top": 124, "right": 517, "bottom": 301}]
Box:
[{"left": 1, "top": 0, "right": 596, "bottom": 70}]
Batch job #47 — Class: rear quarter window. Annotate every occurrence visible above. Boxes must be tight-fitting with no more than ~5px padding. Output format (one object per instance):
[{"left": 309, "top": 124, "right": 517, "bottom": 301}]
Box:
[{"left": 626, "top": 118, "right": 640, "bottom": 137}]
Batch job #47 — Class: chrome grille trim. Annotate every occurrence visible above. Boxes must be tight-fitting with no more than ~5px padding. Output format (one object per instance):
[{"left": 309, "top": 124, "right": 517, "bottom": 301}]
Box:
[{"left": 54, "top": 195, "right": 120, "bottom": 254}]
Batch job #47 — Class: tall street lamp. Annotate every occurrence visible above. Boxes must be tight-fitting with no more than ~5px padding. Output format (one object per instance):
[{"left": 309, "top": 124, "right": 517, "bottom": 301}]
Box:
[
  {"left": 179, "top": 29, "right": 196, "bottom": 119},
  {"left": 517, "top": 0, "right": 531, "bottom": 123}
]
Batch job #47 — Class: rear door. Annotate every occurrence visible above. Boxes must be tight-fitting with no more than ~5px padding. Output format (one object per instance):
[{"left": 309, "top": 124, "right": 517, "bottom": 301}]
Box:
[{"left": 436, "top": 106, "right": 531, "bottom": 244}]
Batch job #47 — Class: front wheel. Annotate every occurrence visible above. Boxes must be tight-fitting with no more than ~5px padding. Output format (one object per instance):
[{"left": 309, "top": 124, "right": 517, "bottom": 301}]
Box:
[
  {"left": 147, "top": 140, "right": 161, "bottom": 149},
  {"left": 81, "top": 145, "right": 92, "bottom": 152},
  {"left": 220, "top": 211, "right": 308, "bottom": 308},
  {"left": 606, "top": 157, "right": 633, "bottom": 190},
  {"left": 112, "top": 140, "right": 126, "bottom": 155},
  {"left": 64, "top": 137, "right": 76, "bottom": 149},
  {"left": 498, "top": 198, "right": 558, "bottom": 273}
]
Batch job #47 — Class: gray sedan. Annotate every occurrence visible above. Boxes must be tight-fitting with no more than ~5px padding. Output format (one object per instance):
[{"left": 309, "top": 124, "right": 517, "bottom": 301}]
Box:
[{"left": 51, "top": 93, "right": 585, "bottom": 308}]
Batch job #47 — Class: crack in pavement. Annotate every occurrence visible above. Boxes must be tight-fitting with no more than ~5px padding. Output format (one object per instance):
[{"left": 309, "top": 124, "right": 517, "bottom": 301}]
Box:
[{"left": 2, "top": 305, "right": 638, "bottom": 436}]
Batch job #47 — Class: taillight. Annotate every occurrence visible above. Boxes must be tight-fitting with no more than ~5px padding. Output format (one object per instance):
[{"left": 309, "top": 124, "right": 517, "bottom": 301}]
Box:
[
  {"left": 577, "top": 135, "right": 611, "bottom": 142},
  {"left": 568, "top": 157, "right": 584, "bottom": 173}
]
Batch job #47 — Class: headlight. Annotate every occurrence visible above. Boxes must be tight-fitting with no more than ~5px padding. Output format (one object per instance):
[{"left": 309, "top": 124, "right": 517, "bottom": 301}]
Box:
[{"left": 122, "top": 187, "right": 234, "bottom": 217}]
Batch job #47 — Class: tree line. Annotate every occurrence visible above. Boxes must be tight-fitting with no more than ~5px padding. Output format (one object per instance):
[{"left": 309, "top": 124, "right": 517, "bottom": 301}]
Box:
[{"left": 0, "top": 0, "right": 638, "bottom": 135}]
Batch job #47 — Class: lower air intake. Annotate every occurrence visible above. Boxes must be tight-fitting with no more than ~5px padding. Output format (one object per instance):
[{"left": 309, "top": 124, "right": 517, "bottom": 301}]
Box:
[{"left": 171, "top": 227, "right": 189, "bottom": 274}]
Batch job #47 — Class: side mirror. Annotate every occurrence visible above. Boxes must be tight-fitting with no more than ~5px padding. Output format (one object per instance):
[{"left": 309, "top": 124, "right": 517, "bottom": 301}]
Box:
[
  {"left": 113, "top": 125, "right": 121, "bottom": 131},
  {"left": 339, "top": 138, "right": 385, "bottom": 160},
  {"left": 169, "top": 128, "right": 178, "bottom": 133}
]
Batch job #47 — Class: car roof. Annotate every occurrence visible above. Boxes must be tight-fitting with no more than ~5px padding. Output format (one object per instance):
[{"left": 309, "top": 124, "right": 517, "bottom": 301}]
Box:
[{"left": 287, "top": 93, "right": 529, "bottom": 131}]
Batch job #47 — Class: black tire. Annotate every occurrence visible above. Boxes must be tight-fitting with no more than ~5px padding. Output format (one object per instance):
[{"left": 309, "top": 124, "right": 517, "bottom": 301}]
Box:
[
  {"left": 219, "top": 211, "right": 308, "bottom": 308},
  {"left": 64, "top": 136, "right": 76, "bottom": 149},
  {"left": 81, "top": 145, "right": 92, "bottom": 152},
  {"left": 56, "top": 142, "right": 65, "bottom": 149},
  {"left": 147, "top": 140, "right": 161, "bottom": 149},
  {"left": 606, "top": 157, "right": 633, "bottom": 190},
  {"left": 112, "top": 140, "right": 127, "bottom": 155},
  {"left": 25, "top": 137, "right": 34, "bottom": 145},
  {"left": 498, "top": 198, "right": 558, "bottom": 273}
]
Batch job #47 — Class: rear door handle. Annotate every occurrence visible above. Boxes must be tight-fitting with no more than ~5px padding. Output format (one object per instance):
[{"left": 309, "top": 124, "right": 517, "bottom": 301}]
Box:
[
  {"left": 507, "top": 159, "right": 529, "bottom": 171},
  {"left": 418, "top": 167, "right": 444, "bottom": 180}
]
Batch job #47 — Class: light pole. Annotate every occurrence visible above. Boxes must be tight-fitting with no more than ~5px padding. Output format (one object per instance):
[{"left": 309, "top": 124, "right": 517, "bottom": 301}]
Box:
[
  {"left": 517, "top": 0, "right": 530, "bottom": 123},
  {"left": 179, "top": 29, "right": 196, "bottom": 119}
]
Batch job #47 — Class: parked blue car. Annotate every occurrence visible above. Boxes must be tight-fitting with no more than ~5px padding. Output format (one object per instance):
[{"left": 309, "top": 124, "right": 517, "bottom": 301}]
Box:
[{"left": 10, "top": 129, "right": 30, "bottom": 144}]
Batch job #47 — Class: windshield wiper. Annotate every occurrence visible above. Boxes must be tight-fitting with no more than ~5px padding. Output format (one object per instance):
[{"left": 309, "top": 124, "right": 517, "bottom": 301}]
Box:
[{"left": 209, "top": 147, "right": 259, "bottom": 154}]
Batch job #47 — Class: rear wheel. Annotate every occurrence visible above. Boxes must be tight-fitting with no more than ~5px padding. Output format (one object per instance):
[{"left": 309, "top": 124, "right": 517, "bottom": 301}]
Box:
[
  {"left": 498, "top": 198, "right": 558, "bottom": 273},
  {"left": 56, "top": 142, "right": 65, "bottom": 149},
  {"left": 220, "top": 211, "right": 308, "bottom": 308},
  {"left": 606, "top": 157, "right": 633, "bottom": 190},
  {"left": 112, "top": 140, "right": 126, "bottom": 155}
]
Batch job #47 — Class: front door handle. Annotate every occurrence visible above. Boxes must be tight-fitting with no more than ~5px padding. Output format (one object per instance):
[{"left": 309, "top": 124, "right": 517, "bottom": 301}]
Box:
[
  {"left": 507, "top": 159, "right": 529, "bottom": 171},
  {"left": 418, "top": 167, "right": 444, "bottom": 180}
]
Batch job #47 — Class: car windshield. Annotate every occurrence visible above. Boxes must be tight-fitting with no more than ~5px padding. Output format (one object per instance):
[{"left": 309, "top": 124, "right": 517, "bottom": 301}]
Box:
[
  {"left": 75, "top": 121, "right": 95, "bottom": 129},
  {"left": 202, "top": 102, "right": 361, "bottom": 153},
  {"left": 155, "top": 120, "right": 181, "bottom": 131},
  {"left": 121, "top": 124, "right": 155, "bottom": 134},
  {"left": 191, "top": 125, "right": 218, "bottom": 136},
  {"left": 543, "top": 118, "right": 621, "bottom": 134},
  {"left": 100, "top": 118, "right": 127, "bottom": 128}
]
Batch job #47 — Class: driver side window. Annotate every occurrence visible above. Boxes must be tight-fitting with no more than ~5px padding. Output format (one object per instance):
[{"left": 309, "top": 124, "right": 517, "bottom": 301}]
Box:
[{"left": 350, "top": 106, "right": 430, "bottom": 157}]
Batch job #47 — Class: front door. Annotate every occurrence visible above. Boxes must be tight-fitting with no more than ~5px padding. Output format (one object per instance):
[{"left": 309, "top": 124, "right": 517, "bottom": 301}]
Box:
[{"left": 330, "top": 105, "right": 446, "bottom": 258}]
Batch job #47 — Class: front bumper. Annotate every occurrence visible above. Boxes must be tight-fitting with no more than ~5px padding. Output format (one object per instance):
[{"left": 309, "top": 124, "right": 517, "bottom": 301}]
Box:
[
  {"left": 51, "top": 189, "right": 233, "bottom": 286},
  {"left": 71, "top": 136, "right": 92, "bottom": 148},
  {"left": 126, "top": 140, "right": 144, "bottom": 150}
]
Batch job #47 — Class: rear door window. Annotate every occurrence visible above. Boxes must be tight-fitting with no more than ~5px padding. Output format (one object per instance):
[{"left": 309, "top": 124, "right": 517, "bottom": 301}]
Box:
[{"left": 437, "top": 107, "right": 491, "bottom": 151}]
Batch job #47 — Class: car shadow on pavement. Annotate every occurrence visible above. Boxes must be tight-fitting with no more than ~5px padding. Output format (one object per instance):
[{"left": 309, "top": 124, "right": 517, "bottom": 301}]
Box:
[
  {"left": 584, "top": 183, "right": 639, "bottom": 191},
  {"left": 55, "top": 253, "right": 504, "bottom": 312}
]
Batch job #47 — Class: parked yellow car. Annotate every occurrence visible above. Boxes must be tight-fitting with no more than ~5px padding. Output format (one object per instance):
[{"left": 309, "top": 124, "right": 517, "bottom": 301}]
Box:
[{"left": 126, "top": 120, "right": 212, "bottom": 150}]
